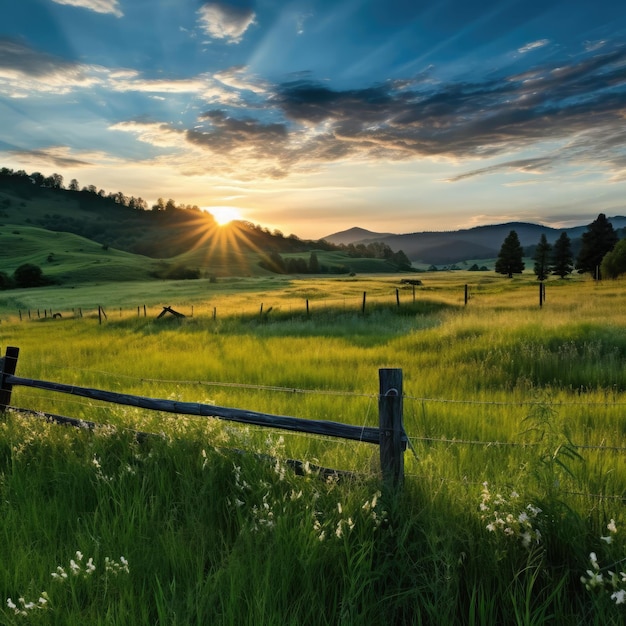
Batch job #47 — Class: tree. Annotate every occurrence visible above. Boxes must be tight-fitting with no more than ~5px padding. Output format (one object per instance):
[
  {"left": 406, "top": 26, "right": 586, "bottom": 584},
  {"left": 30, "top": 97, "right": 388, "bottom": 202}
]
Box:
[
  {"left": 601, "top": 238, "right": 626, "bottom": 279},
  {"left": 68, "top": 178, "right": 80, "bottom": 191},
  {"left": 533, "top": 234, "right": 552, "bottom": 281},
  {"left": 308, "top": 251, "right": 320, "bottom": 273},
  {"left": 495, "top": 230, "right": 525, "bottom": 278},
  {"left": 576, "top": 213, "right": 618, "bottom": 280},
  {"left": 13, "top": 263, "right": 48, "bottom": 287},
  {"left": 551, "top": 232, "right": 574, "bottom": 278}
]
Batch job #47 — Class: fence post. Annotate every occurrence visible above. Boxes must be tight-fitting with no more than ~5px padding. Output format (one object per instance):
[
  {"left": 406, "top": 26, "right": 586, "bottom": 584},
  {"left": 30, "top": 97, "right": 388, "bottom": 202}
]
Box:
[
  {"left": 379, "top": 368, "right": 405, "bottom": 487},
  {"left": 0, "top": 346, "right": 19, "bottom": 413},
  {"left": 362, "top": 292, "right": 367, "bottom": 314}
]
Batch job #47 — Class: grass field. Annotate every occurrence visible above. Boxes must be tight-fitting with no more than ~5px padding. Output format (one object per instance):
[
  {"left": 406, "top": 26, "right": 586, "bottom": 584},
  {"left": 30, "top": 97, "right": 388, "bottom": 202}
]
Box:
[{"left": 1, "top": 271, "right": 626, "bottom": 624}]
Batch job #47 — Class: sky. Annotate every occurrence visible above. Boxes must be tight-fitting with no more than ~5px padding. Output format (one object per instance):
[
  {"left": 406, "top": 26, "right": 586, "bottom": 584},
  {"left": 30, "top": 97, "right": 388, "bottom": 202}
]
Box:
[{"left": 1, "top": 0, "right": 626, "bottom": 239}]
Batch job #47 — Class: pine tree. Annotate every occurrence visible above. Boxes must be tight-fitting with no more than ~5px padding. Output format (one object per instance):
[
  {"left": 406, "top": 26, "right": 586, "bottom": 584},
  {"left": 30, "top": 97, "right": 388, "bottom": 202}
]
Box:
[
  {"left": 533, "top": 234, "right": 552, "bottom": 281},
  {"left": 495, "top": 230, "right": 525, "bottom": 278},
  {"left": 576, "top": 213, "right": 618, "bottom": 280},
  {"left": 551, "top": 232, "right": 573, "bottom": 278}
]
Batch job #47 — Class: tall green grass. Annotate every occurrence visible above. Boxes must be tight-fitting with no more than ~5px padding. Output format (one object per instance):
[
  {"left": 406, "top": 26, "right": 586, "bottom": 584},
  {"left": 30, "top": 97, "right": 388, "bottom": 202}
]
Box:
[{"left": 2, "top": 272, "right": 626, "bottom": 623}]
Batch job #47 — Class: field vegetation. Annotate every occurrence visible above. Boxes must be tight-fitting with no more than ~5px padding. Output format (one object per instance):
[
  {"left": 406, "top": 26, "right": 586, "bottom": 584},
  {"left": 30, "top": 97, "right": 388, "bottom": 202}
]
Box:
[{"left": 1, "top": 271, "right": 626, "bottom": 623}]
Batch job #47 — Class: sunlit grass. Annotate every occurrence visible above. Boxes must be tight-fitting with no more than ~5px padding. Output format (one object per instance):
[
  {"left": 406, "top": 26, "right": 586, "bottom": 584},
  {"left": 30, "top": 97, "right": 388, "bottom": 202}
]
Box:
[{"left": 2, "top": 272, "right": 626, "bottom": 622}]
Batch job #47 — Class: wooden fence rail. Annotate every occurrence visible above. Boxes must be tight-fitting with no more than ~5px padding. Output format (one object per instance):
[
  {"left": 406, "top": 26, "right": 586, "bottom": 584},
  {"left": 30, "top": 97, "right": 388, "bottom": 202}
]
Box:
[{"left": 0, "top": 347, "right": 407, "bottom": 486}]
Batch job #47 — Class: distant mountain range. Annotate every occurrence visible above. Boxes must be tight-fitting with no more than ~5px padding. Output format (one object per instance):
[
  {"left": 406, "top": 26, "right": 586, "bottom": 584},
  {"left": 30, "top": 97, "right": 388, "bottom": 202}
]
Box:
[{"left": 324, "top": 219, "right": 626, "bottom": 265}]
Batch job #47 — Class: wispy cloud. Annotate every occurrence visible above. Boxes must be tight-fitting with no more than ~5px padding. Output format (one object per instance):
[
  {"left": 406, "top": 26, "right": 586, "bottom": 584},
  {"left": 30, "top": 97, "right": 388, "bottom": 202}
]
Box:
[
  {"left": 518, "top": 39, "right": 549, "bottom": 54},
  {"left": 197, "top": 3, "right": 256, "bottom": 44},
  {"left": 49, "top": 0, "right": 123, "bottom": 18},
  {"left": 0, "top": 38, "right": 102, "bottom": 96}
]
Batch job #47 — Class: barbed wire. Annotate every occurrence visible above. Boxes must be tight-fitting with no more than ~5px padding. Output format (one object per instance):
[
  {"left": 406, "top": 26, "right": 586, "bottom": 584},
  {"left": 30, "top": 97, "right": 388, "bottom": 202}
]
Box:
[{"left": 23, "top": 364, "right": 626, "bottom": 407}]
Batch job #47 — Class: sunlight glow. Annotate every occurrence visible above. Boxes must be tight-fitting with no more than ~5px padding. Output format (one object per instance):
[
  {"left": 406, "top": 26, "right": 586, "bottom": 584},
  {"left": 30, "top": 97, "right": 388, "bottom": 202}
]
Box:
[{"left": 205, "top": 206, "right": 244, "bottom": 226}]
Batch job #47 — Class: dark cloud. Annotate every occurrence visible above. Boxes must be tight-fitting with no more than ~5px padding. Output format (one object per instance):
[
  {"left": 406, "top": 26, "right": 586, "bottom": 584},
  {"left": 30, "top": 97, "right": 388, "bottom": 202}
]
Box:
[
  {"left": 261, "top": 44, "right": 626, "bottom": 175},
  {"left": 9, "top": 148, "right": 91, "bottom": 168},
  {"left": 118, "top": 42, "right": 626, "bottom": 182},
  {"left": 0, "top": 37, "right": 78, "bottom": 77}
]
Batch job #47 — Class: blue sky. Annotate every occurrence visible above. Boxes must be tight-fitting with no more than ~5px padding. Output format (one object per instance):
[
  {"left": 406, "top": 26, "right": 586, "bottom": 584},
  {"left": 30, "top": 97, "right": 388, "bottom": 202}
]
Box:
[{"left": 1, "top": 0, "right": 626, "bottom": 238}]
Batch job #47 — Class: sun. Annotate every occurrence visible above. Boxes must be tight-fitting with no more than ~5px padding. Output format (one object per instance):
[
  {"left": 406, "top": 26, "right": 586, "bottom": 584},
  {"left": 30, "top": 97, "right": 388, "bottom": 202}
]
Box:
[{"left": 205, "top": 206, "right": 243, "bottom": 226}]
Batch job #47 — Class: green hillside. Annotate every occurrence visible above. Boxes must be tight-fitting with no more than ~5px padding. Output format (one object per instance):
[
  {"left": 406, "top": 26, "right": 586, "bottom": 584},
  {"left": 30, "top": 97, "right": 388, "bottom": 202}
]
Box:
[
  {"left": 0, "top": 226, "right": 161, "bottom": 283},
  {"left": 0, "top": 170, "right": 415, "bottom": 283}
]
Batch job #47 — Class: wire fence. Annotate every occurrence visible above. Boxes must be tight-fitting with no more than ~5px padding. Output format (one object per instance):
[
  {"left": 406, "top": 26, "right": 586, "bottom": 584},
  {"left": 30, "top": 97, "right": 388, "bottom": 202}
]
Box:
[{"left": 4, "top": 355, "right": 626, "bottom": 502}]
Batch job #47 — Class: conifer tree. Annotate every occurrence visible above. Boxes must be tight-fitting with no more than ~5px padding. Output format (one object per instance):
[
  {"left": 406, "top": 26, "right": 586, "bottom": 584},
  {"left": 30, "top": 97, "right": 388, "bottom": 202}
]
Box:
[
  {"left": 576, "top": 213, "right": 618, "bottom": 280},
  {"left": 495, "top": 230, "right": 525, "bottom": 278},
  {"left": 551, "top": 232, "right": 573, "bottom": 278},
  {"left": 533, "top": 234, "right": 552, "bottom": 281}
]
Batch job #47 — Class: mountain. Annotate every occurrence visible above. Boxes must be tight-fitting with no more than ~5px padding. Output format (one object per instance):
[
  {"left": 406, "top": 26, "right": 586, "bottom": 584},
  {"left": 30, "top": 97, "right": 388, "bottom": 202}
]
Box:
[
  {"left": 323, "top": 227, "right": 394, "bottom": 245},
  {"left": 325, "top": 218, "right": 626, "bottom": 265}
]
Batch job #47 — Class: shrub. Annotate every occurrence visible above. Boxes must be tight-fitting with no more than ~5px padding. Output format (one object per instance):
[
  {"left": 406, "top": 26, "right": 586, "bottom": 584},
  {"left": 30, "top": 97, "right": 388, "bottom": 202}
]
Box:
[{"left": 13, "top": 263, "right": 53, "bottom": 288}]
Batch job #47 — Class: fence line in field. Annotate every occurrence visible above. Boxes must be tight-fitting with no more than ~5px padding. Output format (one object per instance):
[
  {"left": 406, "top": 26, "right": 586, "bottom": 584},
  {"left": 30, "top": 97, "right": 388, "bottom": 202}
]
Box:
[
  {"left": 21, "top": 364, "right": 626, "bottom": 407},
  {"left": 0, "top": 346, "right": 407, "bottom": 487},
  {"left": 13, "top": 279, "right": 560, "bottom": 323},
  {"left": 16, "top": 363, "right": 626, "bottom": 452}
]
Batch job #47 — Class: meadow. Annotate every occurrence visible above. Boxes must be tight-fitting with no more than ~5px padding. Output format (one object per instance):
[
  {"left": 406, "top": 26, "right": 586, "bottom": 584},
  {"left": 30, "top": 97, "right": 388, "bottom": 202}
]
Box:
[{"left": 1, "top": 271, "right": 626, "bottom": 624}]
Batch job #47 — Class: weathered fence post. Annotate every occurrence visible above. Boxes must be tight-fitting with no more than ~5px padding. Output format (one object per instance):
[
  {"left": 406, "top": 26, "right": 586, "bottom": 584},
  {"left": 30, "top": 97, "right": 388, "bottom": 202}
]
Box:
[
  {"left": 379, "top": 368, "right": 405, "bottom": 487},
  {"left": 465, "top": 284, "right": 469, "bottom": 306},
  {"left": 539, "top": 282, "right": 544, "bottom": 307},
  {"left": 0, "top": 346, "right": 19, "bottom": 413},
  {"left": 396, "top": 288, "right": 400, "bottom": 308},
  {"left": 362, "top": 292, "right": 367, "bottom": 314}
]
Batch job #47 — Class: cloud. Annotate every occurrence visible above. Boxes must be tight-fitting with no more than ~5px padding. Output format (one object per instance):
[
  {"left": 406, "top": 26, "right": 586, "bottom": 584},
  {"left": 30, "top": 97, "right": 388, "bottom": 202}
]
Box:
[
  {"left": 0, "top": 38, "right": 253, "bottom": 105},
  {"left": 49, "top": 0, "right": 123, "bottom": 18},
  {"left": 197, "top": 3, "right": 256, "bottom": 44},
  {"left": 14, "top": 35, "right": 624, "bottom": 185},
  {"left": 445, "top": 157, "right": 556, "bottom": 182},
  {"left": 518, "top": 39, "right": 549, "bottom": 54},
  {"left": 214, "top": 66, "right": 267, "bottom": 94},
  {"left": 112, "top": 42, "right": 626, "bottom": 182},
  {"left": 0, "top": 38, "right": 102, "bottom": 95},
  {"left": 8, "top": 146, "right": 93, "bottom": 168}
]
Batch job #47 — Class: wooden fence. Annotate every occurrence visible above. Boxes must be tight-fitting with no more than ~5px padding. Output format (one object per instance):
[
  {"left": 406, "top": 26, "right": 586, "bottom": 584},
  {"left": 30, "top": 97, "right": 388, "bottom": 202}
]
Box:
[{"left": 0, "top": 346, "right": 407, "bottom": 486}]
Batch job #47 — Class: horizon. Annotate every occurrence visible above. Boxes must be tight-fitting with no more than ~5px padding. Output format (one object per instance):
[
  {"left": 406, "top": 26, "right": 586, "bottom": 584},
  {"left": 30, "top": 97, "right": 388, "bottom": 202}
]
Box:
[{"left": 1, "top": 0, "right": 625, "bottom": 240}]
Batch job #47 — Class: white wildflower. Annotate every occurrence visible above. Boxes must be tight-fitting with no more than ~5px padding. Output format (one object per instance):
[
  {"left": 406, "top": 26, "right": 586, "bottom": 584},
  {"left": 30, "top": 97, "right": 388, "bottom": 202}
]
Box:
[
  {"left": 612, "top": 589, "right": 626, "bottom": 605},
  {"left": 608, "top": 519, "right": 618, "bottom": 534}
]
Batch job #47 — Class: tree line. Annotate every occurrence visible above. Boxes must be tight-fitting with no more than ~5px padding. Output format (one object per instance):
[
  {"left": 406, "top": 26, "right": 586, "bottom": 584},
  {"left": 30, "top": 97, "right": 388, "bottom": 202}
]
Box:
[{"left": 495, "top": 213, "right": 624, "bottom": 280}]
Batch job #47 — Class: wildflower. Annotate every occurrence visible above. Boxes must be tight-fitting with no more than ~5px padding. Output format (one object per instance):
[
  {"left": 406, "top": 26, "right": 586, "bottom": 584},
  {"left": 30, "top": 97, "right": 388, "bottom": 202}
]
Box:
[
  {"left": 526, "top": 504, "right": 542, "bottom": 517},
  {"left": 581, "top": 570, "right": 603, "bottom": 590},
  {"left": 608, "top": 519, "right": 618, "bottom": 534},
  {"left": 600, "top": 535, "right": 613, "bottom": 544},
  {"left": 612, "top": 589, "right": 626, "bottom": 605},
  {"left": 7, "top": 598, "right": 16, "bottom": 610}
]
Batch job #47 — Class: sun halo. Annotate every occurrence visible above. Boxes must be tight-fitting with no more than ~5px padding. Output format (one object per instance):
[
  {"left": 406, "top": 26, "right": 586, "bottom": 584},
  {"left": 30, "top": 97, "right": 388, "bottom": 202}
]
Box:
[{"left": 205, "top": 206, "right": 243, "bottom": 226}]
